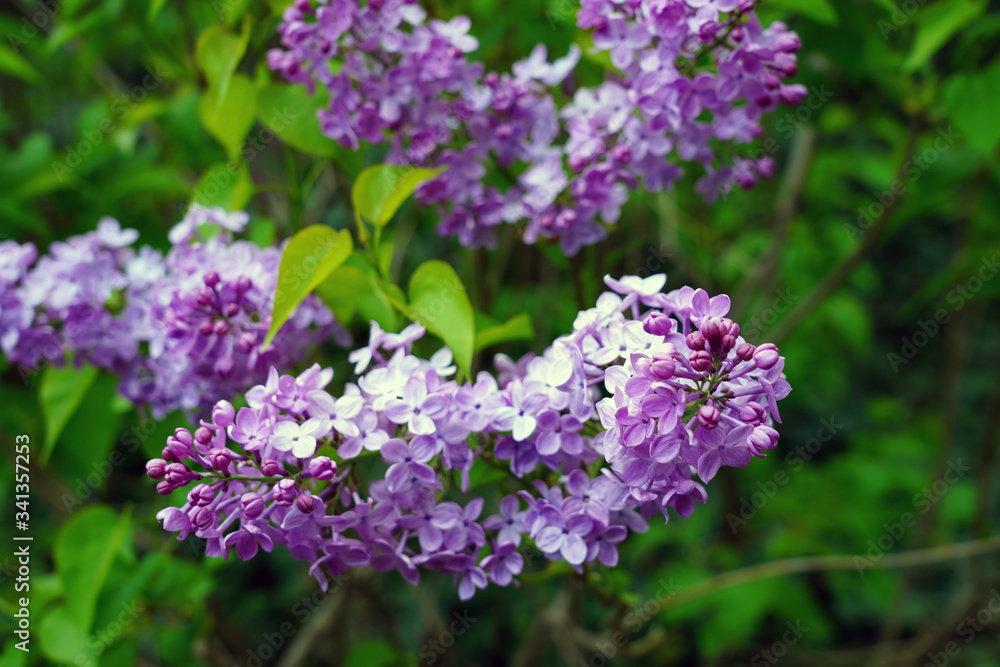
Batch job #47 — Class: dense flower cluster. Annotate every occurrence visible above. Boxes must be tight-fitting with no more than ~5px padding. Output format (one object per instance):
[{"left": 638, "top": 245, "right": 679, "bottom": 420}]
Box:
[
  {"left": 0, "top": 208, "right": 342, "bottom": 416},
  {"left": 269, "top": 0, "right": 805, "bottom": 253},
  {"left": 152, "top": 274, "right": 789, "bottom": 597}
]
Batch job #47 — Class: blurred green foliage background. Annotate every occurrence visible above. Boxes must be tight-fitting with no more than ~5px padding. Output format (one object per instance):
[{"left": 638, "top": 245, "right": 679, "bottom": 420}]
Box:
[{"left": 1, "top": 0, "right": 1000, "bottom": 665}]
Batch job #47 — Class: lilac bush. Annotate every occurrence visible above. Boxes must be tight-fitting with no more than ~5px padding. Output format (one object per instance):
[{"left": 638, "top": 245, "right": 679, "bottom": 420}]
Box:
[
  {"left": 269, "top": 0, "right": 805, "bottom": 253},
  {"left": 151, "top": 273, "right": 789, "bottom": 598},
  {"left": 0, "top": 208, "right": 343, "bottom": 417}
]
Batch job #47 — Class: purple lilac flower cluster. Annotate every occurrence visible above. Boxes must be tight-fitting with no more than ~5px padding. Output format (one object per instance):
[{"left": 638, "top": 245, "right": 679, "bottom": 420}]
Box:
[
  {"left": 0, "top": 208, "right": 341, "bottom": 417},
  {"left": 268, "top": 0, "right": 805, "bottom": 254},
  {"left": 151, "top": 273, "right": 789, "bottom": 598}
]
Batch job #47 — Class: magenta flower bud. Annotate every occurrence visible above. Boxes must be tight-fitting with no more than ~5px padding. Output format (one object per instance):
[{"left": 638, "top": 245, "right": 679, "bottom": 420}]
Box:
[
  {"left": 161, "top": 447, "right": 178, "bottom": 463},
  {"left": 214, "top": 356, "right": 234, "bottom": 377},
  {"left": 202, "top": 271, "right": 220, "bottom": 288},
  {"left": 213, "top": 320, "right": 229, "bottom": 336},
  {"left": 194, "top": 426, "right": 213, "bottom": 445},
  {"left": 296, "top": 494, "right": 316, "bottom": 514},
  {"left": 690, "top": 350, "right": 714, "bottom": 373},
  {"left": 207, "top": 450, "right": 232, "bottom": 471},
  {"left": 199, "top": 319, "right": 215, "bottom": 335},
  {"left": 274, "top": 479, "right": 297, "bottom": 506},
  {"left": 698, "top": 20, "right": 719, "bottom": 42},
  {"left": 241, "top": 492, "right": 265, "bottom": 519},
  {"left": 721, "top": 334, "right": 737, "bottom": 352},
  {"left": 764, "top": 73, "right": 781, "bottom": 90},
  {"left": 309, "top": 456, "right": 337, "bottom": 481},
  {"left": 775, "top": 33, "right": 801, "bottom": 53},
  {"left": 195, "top": 286, "right": 215, "bottom": 306},
  {"left": 686, "top": 331, "right": 706, "bottom": 351},
  {"left": 736, "top": 342, "right": 756, "bottom": 361},
  {"left": 702, "top": 319, "right": 721, "bottom": 341},
  {"left": 156, "top": 480, "right": 174, "bottom": 495},
  {"left": 697, "top": 405, "right": 721, "bottom": 429},
  {"left": 736, "top": 0, "right": 754, "bottom": 12},
  {"left": 611, "top": 143, "right": 633, "bottom": 164},
  {"left": 225, "top": 302, "right": 240, "bottom": 316},
  {"left": 174, "top": 428, "right": 194, "bottom": 447},
  {"left": 188, "top": 484, "right": 215, "bottom": 507},
  {"left": 165, "top": 436, "right": 191, "bottom": 460},
  {"left": 261, "top": 459, "right": 283, "bottom": 477},
  {"left": 730, "top": 26, "right": 744, "bottom": 42},
  {"left": 754, "top": 343, "right": 780, "bottom": 370},
  {"left": 650, "top": 359, "right": 676, "bottom": 380},
  {"left": 165, "top": 463, "right": 192, "bottom": 486},
  {"left": 779, "top": 84, "right": 808, "bottom": 106},
  {"left": 644, "top": 312, "right": 674, "bottom": 336},
  {"left": 236, "top": 276, "right": 252, "bottom": 294},
  {"left": 237, "top": 332, "right": 256, "bottom": 353},
  {"left": 748, "top": 425, "right": 779, "bottom": 453},
  {"left": 146, "top": 458, "right": 167, "bottom": 479},
  {"left": 192, "top": 506, "right": 215, "bottom": 530},
  {"left": 212, "top": 401, "right": 236, "bottom": 429},
  {"left": 738, "top": 405, "right": 761, "bottom": 424}
]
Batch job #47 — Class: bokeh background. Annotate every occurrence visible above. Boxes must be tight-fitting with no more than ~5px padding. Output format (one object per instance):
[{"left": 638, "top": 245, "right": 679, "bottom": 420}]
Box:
[{"left": 1, "top": 0, "right": 999, "bottom": 665}]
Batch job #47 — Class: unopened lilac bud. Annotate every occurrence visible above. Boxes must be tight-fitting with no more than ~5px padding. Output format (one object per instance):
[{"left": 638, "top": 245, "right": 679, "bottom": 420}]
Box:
[
  {"left": 296, "top": 494, "right": 316, "bottom": 514},
  {"left": 199, "top": 320, "right": 215, "bottom": 335},
  {"left": 207, "top": 449, "right": 232, "bottom": 471},
  {"left": 156, "top": 480, "right": 174, "bottom": 495},
  {"left": 644, "top": 312, "right": 674, "bottom": 336},
  {"left": 730, "top": 26, "right": 744, "bottom": 42},
  {"left": 749, "top": 425, "right": 779, "bottom": 453},
  {"left": 690, "top": 350, "right": 714, "bottom": 373},
  {"left": 188, "top": 484, "right": 215, "bottom": 507},
  {"left": 192, "top": 506, "right": 215, "bottom": 530},
  {"left": 309, "top": 456, "right": 337, "bottom": 481},
  {"left": 775, "top": 32, "right": 801, "bottom": 53},
  {"left": 214, "top": 356, "right": 234, "bottom": 377},
  {"left": 212, "top": 400, "right": 236, "bottom": 428},
  {"left": 738, "top": 405, "right": 761, "bottom": 424},
  {"left": 261, "top": 459, "right": 283, "bottom": 477},
  {"left": 686, "top": 331, "right": 706, "bottom": 351},
  {"left": 165, "top": 462, "right": 192, "bottom": 486},
  {"left": 225, "top": 302, "right": 240, "bottom": 316},
  {"left": 161, "top": 447, "right": 178, "bottom": 463},
  {"left": 698, "top": 20, "right": 719, "bottom": 42},
  {"left": 195, "top": 286, "right": 215, "bottom": 306},
  {"left": 146, "top": 458, "right": 167, "bottom": 479},
  {"left": 736, "top": 0, "right": 754, "bottom": 12},
  {"left": 274, "top": 478, "right": 297, "bottom": 506},
  {"left": 754, "top": 343, "right": 780, "bottom": 370},
  {"left": 721, "top": 334, "right": 737, "bottom": 352},
  {"left": 611, "top": 143, "right": 633, "bottom": 164},
  {"left": 650, "top": 358, "right": 676, "bottom": 380},
  {"left": 736, "top": 342, "right": 755, "bottom": 361},
  {"left": 165, "top": 436, "right": 191, "bottom": 459},
  {"left": 203, "top": 271, "right": 220, "bottom": 288},
  {"left": 174, "top": 428, "right": 194, "bottom": 447},
  {"left": 236, "top": 276, "right": 252, "bottom": 294},
  {"left": 241, "top": 492, "right": 264, "bottom": 519},
  {"left": 779, "top": 84, "right": 808, "bottom": 105},
  {"left": 697, "top": 405, "right": 721, "bottom": 429},
  {"left": 194, "top": 426, "right": 213, "bottom": 445},
  {"left": 213, "top": 320, "right": 229, "bottom": 336}
]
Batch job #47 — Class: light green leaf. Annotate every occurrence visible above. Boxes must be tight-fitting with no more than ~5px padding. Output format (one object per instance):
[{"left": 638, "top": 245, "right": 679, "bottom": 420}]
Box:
[
  {"left": 474, "top": 313, "right": 534, "bottom": 352},
  {"left": 264, "top": 226, "right": 353, "bottom": 349},
  {"left": 55, "top": 506, "right": 131, "bottom": 635},
  {"left": 195, "top": 20, "right": 250, "bottom": 111},
  {"left": 39, "top": 363, "right": 99, "bottom": 464},
  {"left": 315, "top": 265, "right": 373, "bottom": 323},
  {"left": 408, "top": 260, "right": 475, "bottom": 378},
  {"left": 256, "top": 83, "right": 362, "bottom": 175},
  {"left": 467, "top": 458, "right": 510, "bottom": 490},
  {"left": 760, "top": 0, "right": 838, "bottom": 24},
  {"left": 191, "top": 162, "right": 253, "bottom": 210},
  {"left": 38, "top": 605, "right": 89, "bottom": 664},
  {"left": 942, "top": 59, "right": 1000, "bottom": 158},
  {"left": 351, "top": 164, "right": 444, "bottom": 228},
  {"left": 0, "top": 46, "right": 41, "bottom": 84},
  {"left": 197, "top": 73, "right": 257, "bottom": 160},
  {"left": 903, "top": 0, "right": 986, "bottom": 72},
  {"left": 343, "top": 639, "right": 397, "bottom": 667},
  {"left": 148, "top": 0, "right": 168, "bottom": 21}
]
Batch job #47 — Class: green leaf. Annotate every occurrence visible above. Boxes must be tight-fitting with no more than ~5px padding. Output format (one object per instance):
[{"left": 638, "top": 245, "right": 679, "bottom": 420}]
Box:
[
  {"left": 195, "top": 20, "right": 250, "bottom": 111},
  {"left": 407, "top": 260, "right": 475, "bottom": 378},
  {"left": 903, "top": 0, "right": 986, "bottom": 72},
  {"left": 39, "top": 363, "right": 99, "bottom": 464},
  {"left": 264, "top": 225, "right": 353, "bottom": 349},
  {"left": 55, "top": 506, "right": 131, "bottom": 635},
  {"left": 0, "top": 46, "right": 41, "bottom": 84},
  {"left": 759, "top": 0, "right": 838, "bottom": 24},
  {"left": 148, "top": 0, "right": 168, "bottom": 21},
  {"left": 351, "top": 164, "right": 444, "bottom": 228},
  {"left": 38, "top": 605, "right": 88, "bottom": 664},
  {"left": 942, "top": 59, "right": 1000, "bottom": 159},
  {"left": 474, "top": 313, "right": 534, "bottom": 353},
  {"left": 197, "top": 73, "right": 257, "bottom": 160},
  {"left": 191, "top": 162, "right": 253, "bottom": 210},
  {"left": 467, "top": 458, "right": 510, "bottom": 490},
  {"left": 256, "top": 83, "right": 362, "bottom": 175},
  {"left": 315, "top": 265, "right": 373, "bottom": 323}
]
